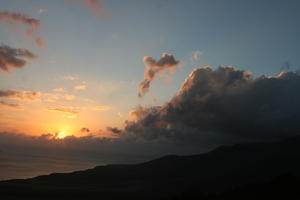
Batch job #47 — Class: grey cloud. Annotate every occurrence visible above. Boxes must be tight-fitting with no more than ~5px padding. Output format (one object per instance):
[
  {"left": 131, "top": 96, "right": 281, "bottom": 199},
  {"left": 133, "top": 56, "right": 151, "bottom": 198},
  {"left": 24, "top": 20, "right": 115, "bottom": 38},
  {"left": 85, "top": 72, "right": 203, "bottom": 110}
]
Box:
[
  {"left": 106, "top": 126, "right": 122, "bottom": 134},
  {"left": 138, "top": 53, "right": 180, "bottom": 97},
  {"left": 127, "top": 66, "right": 300, "bottom": 144},
  {"left": 0, "top": 89, "right": 40, "bottom": 101},
  {"left": 80, "top": 128, "right": 90, "bottom": 133},
  {"left": 0, "top": 45, "right": 36, "bottom": 73}
]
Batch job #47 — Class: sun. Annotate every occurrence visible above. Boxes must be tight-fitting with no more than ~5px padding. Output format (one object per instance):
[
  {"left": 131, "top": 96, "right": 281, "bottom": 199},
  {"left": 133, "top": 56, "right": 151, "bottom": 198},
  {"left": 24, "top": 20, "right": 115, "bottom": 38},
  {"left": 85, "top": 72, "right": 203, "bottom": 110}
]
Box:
[{"left": 56, "top": 131, "right": 67, "bottom": 139}]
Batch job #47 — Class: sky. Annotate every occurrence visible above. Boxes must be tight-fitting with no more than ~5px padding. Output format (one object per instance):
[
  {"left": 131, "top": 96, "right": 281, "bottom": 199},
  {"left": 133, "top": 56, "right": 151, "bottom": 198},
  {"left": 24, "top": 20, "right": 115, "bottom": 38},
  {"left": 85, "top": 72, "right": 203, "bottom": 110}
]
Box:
[
  {"left": 1, "top": 0, "right": 300, "bottom": 180},
  {"left": 1, "top": 0, "right": 300, "bottom": 136}
]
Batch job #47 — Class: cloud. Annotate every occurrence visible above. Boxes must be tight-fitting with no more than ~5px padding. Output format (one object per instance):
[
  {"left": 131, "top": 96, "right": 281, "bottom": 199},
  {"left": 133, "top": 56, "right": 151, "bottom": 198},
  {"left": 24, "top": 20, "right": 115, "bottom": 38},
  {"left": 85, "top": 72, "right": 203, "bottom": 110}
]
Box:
[
  {"left": 74, "top": 84, "right": 86, "bottom": 90},
  {"left": 42, "top": 93, "right": 76, "bottom": 102},
  {"left": 0, "top": 11, "right": 46, "bottom": 47},
  {"left": 37, "top": 8, "right": 46, "bottom": 14},
  {"left": 93, "top": 105, "right": 110, "bottom": 111},
  {"left": 67, "top": 0, "right": 108, "bottom": 18},
  {"left": 47, "top": 107, "right": 79, "bottom": 114},
  {"left": 138, "top": 53, "right": 180, "bottom": 97},
  {"left": 107, "top": 126, "right": 121, "bottom": 135},
  {"left": 0, "top": 45, "right": 36, "bottom": 73},
  {"left": 52, "top": 88, "right": 64, "bottom": 92},
  {"left": 190, "top": 50, "right": 203, "bottom": 62},
  {"left": 64, "top": 94, "right": 76, "bottom": 100},
  {"left": 126, "top": 66, "right": 300, "bottom": 144},
  {"left": 63, "top": 75, "right": 77, "bottom": 81},
  {"left": 117, "top": 112, "right": 123, "bottom": 117},
  {"left": 0, "top": 89, "right": 41, "bottom": 101},
  {"left": 0, "top": 101, "right": 24, "bottom": 110},
  {"left": 80, "top": 127, "right": 90, "bottom": 133}
]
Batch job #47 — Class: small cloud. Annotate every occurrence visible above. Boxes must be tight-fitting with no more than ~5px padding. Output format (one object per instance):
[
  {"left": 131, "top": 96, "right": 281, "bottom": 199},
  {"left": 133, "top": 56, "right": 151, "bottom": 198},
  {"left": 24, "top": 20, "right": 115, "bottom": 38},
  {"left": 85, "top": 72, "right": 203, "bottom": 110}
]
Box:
[
  {"left": 38, "top": 133, "right": 54, "bottom": 140},
  {"left": 52, "top": 88, "right": 64, "bottom": 92},
  {"left": 138, "top": 53, "right": 180, "bottom": 98},
  {"left": 93, "top": 105, "right": 110, "bottom": 111},
  {"left": 74, "top": 85, "right": 86, "bottom": 90},
  {"left": 117, "top": 112, "right": 123, "bottom": 117},
  {"left": 190, "top": 50, "right": 203, "bottom": 62},
  {"left": 67, "top": 114, "right": 77, "bottom": 119},
  {"left": 80, "top": 127, "right": 90, "bottom": 133},
  {"left": 63, "top": 75, "right": 77, "bottom": 81},
  {"left": 0, "top": 101, "right": 24, "bottom": 110},
  {"left": 107, "top": 126, "right": 122, "bottom": 134},
  {"left": 67, "top": 0, "right": 108, "bottom": 18},
  {"left": 42, "top": 93, "right": 76, "bottom": 102},
  {"left": 0, "top": 45, "right": 37, "bottom": 73},
  {"left": 64, "top": 94, "right": 76, "bottom": 100},
  {"left": 47, "top": 107, "right": 79, "bottom": 114},
  {"left": 0, "top": 89, "right": 41, "bottom": 101},
  {"left": 152, "top": 97, "right": 158, "bottom": 104},
  {"left": 37, "top": 8, "right": 46, "bottom": 14}
]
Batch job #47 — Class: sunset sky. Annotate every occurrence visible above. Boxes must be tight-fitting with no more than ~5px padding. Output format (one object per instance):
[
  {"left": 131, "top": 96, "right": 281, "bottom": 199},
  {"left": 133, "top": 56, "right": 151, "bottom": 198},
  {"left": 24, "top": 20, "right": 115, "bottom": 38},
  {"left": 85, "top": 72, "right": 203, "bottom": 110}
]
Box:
[
  {"left": 1, "top": 0, "right": 300, "bottom": 137},
  {"left": 1, "top": 0, "right": 300, "bottom": 180}
]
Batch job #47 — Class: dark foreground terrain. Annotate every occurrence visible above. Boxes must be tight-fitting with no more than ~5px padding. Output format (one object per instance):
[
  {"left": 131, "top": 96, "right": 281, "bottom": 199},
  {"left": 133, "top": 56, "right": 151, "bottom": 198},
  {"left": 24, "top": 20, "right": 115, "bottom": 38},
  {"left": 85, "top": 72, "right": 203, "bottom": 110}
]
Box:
[{"left": 1, "top": 137, "right": 300, "bottom": 199}]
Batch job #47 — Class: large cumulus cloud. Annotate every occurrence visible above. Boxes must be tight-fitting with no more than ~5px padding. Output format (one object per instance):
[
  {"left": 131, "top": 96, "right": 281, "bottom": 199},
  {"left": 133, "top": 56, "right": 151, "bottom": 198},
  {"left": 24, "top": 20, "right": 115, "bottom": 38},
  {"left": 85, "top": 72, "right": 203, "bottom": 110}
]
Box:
[{"left": 126, "top": 66, "right": 300, "bottom": 143}]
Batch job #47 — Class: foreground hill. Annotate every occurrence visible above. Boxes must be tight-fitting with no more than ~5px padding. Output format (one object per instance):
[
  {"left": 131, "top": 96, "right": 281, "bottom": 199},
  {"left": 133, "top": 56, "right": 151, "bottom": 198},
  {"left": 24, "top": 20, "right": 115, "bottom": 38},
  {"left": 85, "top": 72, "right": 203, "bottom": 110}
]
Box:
[{"left": 1, "top": 137, "right": 300, "bottom": 199}]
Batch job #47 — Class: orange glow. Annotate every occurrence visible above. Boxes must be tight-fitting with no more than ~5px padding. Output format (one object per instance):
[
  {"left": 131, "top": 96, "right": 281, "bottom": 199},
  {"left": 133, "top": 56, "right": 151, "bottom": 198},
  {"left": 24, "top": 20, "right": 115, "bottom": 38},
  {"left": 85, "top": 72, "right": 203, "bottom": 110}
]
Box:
[{"left": 56, "top": 131, "right": 68, "bottom": 139}]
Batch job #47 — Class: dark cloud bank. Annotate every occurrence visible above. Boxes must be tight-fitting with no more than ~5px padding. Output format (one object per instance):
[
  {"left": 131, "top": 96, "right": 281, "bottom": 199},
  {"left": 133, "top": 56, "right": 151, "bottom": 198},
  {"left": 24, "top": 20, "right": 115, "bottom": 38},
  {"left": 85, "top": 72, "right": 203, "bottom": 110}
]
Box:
[
  {"left": 128, "top": 66, "right": 300, "bottom": 144},
  {"left": 2, "top": 66, "right": 300, "bottom": 179}
]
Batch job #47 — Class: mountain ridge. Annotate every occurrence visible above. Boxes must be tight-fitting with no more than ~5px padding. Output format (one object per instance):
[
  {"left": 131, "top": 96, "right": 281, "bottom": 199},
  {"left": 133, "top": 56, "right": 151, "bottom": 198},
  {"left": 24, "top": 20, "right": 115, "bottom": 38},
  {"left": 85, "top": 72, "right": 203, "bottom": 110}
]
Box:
[{"left": 1, "top": 136, "right": 300, "bottom": 199}]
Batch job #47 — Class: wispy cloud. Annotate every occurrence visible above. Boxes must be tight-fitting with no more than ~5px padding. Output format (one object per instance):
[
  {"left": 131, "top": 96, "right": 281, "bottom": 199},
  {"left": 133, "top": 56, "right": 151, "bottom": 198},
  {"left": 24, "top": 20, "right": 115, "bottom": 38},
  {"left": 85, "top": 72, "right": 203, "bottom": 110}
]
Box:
[
  {"left": 42, "top": 93, "right": 76, "bottom": 102},
  {"left": 93, "top": 105, "right": 110, "bottom": 111},
  {"left": 0, "top": 89, "right": 41, "bottom": 101},
  {"left": 37, "top": 8, "right": 46, "bottom": 14},
  {"left": 0, "top": 45, "right": 36, "bottom": 73},
  {"left": 190, "top": 50, "right": 203, "bottom": 62},
  {"left": 64, "top": 94, "right": 76, "bottom": 100},
  {"left": 0, "top": 101, "right": 24, "bottom": 110},
  {"left": 74, "top": 84, "right": 86, "bottom": 90},
  {"left": 67, "top": 0, "right": 108, "bottom": 18},
  {"left": 47, "top": 107, "right": 79, "bottom": 114},
  {"left": 80, "top": 127, "right": 90, "bottom": 133},
  {"left": 52, "top": 88, "right": 64, "bottom": 92},
  {"left": 0, "top": 11, "right": 46, "bottom": 47},
  {"left": 63, "top": 75, "right": 77, "bottom": 81}
]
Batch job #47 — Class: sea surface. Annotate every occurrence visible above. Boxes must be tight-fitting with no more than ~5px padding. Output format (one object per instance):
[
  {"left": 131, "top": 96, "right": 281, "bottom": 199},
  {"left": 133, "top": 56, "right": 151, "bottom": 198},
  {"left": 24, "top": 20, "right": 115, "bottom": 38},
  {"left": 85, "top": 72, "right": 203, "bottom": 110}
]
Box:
[{"left": 0, "top": 151, "right": 104, "bottom": 181}]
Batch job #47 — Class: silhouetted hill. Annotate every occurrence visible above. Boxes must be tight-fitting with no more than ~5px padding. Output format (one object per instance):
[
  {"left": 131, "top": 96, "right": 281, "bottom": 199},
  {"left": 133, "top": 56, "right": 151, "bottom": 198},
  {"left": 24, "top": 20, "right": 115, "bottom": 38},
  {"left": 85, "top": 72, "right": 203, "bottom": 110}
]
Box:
[
  {"left": 172, "top": 174, "right": 300, "bottom": 200},
  {"left": 1, "top": 137, "right": 300, "bottom": 199}
]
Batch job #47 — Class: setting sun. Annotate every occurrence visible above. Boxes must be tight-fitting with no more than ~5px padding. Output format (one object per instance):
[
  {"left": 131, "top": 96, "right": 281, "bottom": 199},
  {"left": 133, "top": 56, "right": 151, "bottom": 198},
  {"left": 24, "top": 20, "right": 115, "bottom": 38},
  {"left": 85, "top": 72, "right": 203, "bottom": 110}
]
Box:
[{"left": 56, "top": 131, "right": 68, "bottom": 139}]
